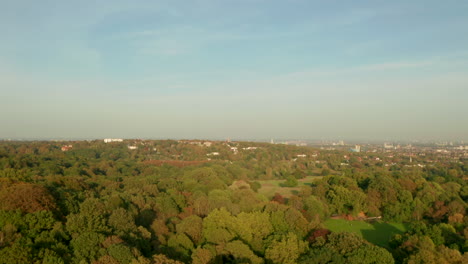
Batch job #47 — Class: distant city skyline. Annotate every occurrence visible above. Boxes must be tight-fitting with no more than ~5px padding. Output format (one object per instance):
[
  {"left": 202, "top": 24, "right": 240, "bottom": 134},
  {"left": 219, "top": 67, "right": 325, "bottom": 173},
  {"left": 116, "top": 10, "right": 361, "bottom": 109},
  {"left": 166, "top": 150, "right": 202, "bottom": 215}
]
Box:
[
  {"left": 1, "top": 0, "right": 467, "bottom": 141},
  {"left": 0, "top": 137, "right": 466, "bottom": 146}
]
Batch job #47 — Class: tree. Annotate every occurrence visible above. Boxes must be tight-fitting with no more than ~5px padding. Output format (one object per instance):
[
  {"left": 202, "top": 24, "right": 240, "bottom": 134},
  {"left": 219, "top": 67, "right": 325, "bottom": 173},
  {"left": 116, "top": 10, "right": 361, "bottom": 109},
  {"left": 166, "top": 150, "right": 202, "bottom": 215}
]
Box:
[
  {"left": 305, "top": 231, "right": 394, "bottom": 264},
  {"left": 107, "top": 244, "right": 135, "bottom": 264},
  {"left": 0, "top": 238, "right": 34, "bottom": 264},
  {"left": 207, "top": 189, "right": 234, "bottom": 213},
  {"left": 321, "top": 168, "right": 330, "bottom": 176},
  {"left": 70, "top": 232, "right": 106, "bottom": 263},
  {"left": 202, "top": 208, "right": 236, "bottom": 245},
  {"left": 263, "top": 203, "right": 309, "bottom": 238},
  {"left": 176, "top": 215, "right": 203, "bottom": 244},
  {"left": 66, "top": 198, "right": 111, "bottom": 236},
  {"left": 299, "top": 247, "right": 345, "bottom": 264},
  {"left": 248, "top": 181, "right": 261, "bottom": 192},
  {"left": 265, "top": 233, "right": 308, "bottom": 264},
  {"left": 346, "top": 243, "right": 394, "bottom": 264},
  {"left": 326, "top": 232, "right": 364, "bottom": 256},
  {"left": 0, "top": 182, "right": 57, "bottom": 213},
  {"left": 303, "top": 196, "right": 328, "bottom": 223},
  {"left": 224, "top": 240, "right": 263, "bottom": 264},
  {"left": 281, "top": 176, "right": 298, "bottom": 187},
  {"left": 167, "top": 233, "right": 194, "bottom": 259},
  {"left": 191, "top": 247, "right": 213, "bottom": 264},
  {"left": 151, "top": 254, "right": 184, "bottom": 264},
  {"left": 235, "top": 211, "right": 273, "bottom": 253},
  {"left": 326, "top": 186, "right": 366, "bottom": 215},
  {"left": 108, "top": 208, "right": 137, "bottom": 235}
]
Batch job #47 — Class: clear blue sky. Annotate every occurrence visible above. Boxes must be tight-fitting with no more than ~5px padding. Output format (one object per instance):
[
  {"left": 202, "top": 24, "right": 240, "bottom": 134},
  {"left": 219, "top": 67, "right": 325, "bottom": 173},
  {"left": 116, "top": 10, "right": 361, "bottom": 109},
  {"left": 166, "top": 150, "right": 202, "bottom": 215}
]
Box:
[{"left": 1, "top": 0, "right": 467, "bottom": 141}]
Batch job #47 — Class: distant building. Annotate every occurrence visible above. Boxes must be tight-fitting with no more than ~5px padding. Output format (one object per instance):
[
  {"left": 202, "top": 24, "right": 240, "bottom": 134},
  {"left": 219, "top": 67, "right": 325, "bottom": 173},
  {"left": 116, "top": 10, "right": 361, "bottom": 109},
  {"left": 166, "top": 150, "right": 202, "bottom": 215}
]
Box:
[
  {"left": 203, "top": 142, "right": 212, "bottom": 147},
  {"left": 104, "top": 138, "right": 123, "bottom": 143},
  {"left": 242, "top": 147, "right": 258, "bottom": 150},
  {"left": 128, "top": 145, "right": 137, "bottom": 150},
  {"left": 230, "top": 147, "right": 238, "bottom": 154},
  {"left": 296, "top": 154, "right": 307, "bottom": 158},
  {"left": 333, "top": 140, "right": 345, "bottom": 146},
  {"left": 350, "top": 145, "right": 361, "bottom": 153},
  {"left": 384, "top": 143, "right": 394, "bottom": 149}
]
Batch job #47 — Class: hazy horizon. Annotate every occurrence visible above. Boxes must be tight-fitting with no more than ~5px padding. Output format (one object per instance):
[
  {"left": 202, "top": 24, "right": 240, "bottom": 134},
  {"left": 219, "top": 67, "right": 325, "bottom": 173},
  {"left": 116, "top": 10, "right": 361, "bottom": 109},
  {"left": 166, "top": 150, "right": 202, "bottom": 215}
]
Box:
[
  {"left": 0, "top": 136, "right": 465, "bottom": 145},
  {"left": 1, "top": 0, "right": 467, "bottom": 141}
]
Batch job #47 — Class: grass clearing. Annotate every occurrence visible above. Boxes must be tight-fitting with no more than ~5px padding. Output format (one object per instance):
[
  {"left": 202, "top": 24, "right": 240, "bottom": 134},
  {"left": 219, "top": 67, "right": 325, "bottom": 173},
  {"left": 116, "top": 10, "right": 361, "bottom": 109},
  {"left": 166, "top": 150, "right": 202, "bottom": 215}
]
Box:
[
  {"left": 324, "top": 219, "right": 408, "bottom": 248},
  {"left": 257, "top": 176, "right": 323, "bottom": 198}
]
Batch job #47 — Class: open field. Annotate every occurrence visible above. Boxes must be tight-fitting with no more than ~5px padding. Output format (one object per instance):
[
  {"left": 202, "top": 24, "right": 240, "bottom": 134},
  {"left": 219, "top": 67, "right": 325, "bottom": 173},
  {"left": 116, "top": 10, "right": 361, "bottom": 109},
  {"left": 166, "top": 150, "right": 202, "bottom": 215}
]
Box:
[
  {"left": 324, "top": 219, "right": 408, "bottom": 248},
  {"left": 257, "top": 176, "right": 323, "bottom": 198}
]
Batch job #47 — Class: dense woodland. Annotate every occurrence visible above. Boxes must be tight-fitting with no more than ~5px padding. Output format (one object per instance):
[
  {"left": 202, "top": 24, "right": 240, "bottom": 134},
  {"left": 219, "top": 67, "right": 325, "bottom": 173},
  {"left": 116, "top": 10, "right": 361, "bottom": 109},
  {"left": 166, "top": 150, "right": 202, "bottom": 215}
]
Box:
[{"left": 0, "top": 140, "right": 466, "bottom": 264}]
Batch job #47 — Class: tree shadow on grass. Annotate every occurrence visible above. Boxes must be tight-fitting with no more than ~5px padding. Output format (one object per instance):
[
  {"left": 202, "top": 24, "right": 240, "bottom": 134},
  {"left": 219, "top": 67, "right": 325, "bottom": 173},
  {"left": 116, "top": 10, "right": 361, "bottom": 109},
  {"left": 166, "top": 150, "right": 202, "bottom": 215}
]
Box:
[{"left": 361, "top": 222, "right": 408, "bottom": 248}]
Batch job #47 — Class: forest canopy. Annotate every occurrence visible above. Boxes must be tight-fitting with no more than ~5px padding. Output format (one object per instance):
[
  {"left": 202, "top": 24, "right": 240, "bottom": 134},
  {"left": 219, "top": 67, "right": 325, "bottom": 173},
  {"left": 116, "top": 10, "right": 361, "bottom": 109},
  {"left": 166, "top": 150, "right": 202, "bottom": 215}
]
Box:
[{"left": 0, "top": 140, "right": 466, "bottom": 264}]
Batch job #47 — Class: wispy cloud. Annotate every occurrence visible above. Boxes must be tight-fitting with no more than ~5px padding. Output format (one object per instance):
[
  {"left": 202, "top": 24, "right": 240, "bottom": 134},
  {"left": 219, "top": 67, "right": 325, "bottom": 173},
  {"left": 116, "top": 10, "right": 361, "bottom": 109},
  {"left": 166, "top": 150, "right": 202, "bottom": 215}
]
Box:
[
  {"left": 121, "top": 25, "right": 290, "bottom": 56},
  {"left": 274, "top": 51, "right": 468, "bottom": 80}
]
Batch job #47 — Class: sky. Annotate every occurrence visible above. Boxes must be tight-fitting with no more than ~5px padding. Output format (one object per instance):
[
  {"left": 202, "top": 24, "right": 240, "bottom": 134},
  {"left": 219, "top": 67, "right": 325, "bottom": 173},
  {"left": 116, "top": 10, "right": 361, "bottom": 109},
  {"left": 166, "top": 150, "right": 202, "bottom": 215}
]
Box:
[{"left": 1, "top": 0, "right": 467, "bottom": 141}]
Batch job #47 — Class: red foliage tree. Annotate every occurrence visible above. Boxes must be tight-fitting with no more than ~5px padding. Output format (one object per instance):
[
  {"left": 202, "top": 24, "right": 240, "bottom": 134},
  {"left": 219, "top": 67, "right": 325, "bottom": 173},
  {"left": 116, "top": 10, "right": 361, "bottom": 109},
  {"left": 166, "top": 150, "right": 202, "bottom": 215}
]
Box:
[
  {"left": 0, "top": 182, "right": 57, "bottom": 213},
  {"left": 307, "top": 228, "right": 331, "bottom": 244},
  {"left": 272, "top": 193, "right": 285, "bottom": 204}
]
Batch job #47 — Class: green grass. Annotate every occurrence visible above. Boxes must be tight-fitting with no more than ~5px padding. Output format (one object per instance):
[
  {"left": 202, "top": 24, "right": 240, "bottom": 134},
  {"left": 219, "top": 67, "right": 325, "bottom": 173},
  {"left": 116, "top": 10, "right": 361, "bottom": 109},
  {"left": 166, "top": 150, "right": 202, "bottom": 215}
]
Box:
[
  {"left": 257, "top": 176, "right": 323, "bottom": 198},
  {"left": 324, "top": 219, "right": 408, "bottom": 248}
]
